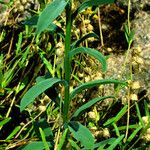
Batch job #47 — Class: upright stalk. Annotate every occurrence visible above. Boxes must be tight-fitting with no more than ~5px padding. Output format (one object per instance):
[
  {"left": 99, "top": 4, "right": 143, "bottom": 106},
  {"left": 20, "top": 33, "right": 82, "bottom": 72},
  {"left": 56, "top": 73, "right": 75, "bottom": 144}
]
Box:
[{"left": 63, "top": 1, "right": 72, "bottom": 123}]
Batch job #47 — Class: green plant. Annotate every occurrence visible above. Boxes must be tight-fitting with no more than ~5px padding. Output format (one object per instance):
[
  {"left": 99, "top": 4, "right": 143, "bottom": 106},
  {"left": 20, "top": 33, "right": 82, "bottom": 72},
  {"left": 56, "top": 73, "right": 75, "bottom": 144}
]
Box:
[{"left": 19, "top": 0, "right": 128, "bottom": 149}]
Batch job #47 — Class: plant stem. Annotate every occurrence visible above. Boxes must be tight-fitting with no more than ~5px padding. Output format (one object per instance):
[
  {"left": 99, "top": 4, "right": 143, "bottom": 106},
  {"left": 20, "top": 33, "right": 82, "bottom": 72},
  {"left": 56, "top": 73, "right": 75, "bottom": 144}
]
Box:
[
  {"left": 63, "top": 1, "right": 72, "bottom": 123},
  {"left": 98, "top": 7, "right": 104, "bottom": 47},
  {"left": 127, "top": 0, "right": 131, "bottom": 33}
]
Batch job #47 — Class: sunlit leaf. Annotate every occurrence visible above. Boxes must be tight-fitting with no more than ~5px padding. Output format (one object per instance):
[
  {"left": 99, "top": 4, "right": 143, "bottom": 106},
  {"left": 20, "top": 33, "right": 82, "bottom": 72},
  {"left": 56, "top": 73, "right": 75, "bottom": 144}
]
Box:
[
  {"left": 0, "top": 117, "right": 11, "bottom": 127},
  {"left": 57, "top": 128, "right": 68, "bottom": 150},
  {"left": 69, "top": 47, "right": 107, "bottom": 72},
  {"left": 68, "top": 139, "right": 81, "bottom": 150},
  {"left": 73, "top": 0, "right": 115, "bottom": 18},
  {"left": 71, "top": 33, "right": 99, "bottom": 49},
  {"left": 39, "top": 127, "right": 50, "bottom": 150},
  {"left": 104, "top": 105, "right": 128, "bottom": 126},
  {"left": 6, "top": 126, "right": 21, "bottom": 140},
  {"left": 94, "top": 138, "right": 116, "bottom": 149},
  {"left": 36, "top": 0, "right": 68, "bottom": 34},
  {"left": 68, "top": 121, "right": 94, "bottom": 150},
  {"left": 70, "top": 79, "right": 127, "bottom": 100},
  {"left": 17, "top": 141, "right": 52, "bottom": 150},
  {"left": 106, "top": 135, "right": 124, "bottom": 150},
  {"left": 127, "top": 126, "right": 142, "bottom": 143},
  {"left": 34, "top": 118, "right": 53, "bottom": 141},
  {"left": 72, "top": 96, "right": 115, "bottom": 120},
  {"left": 20, "top": 78, "right": 67, "bottom": 111}
]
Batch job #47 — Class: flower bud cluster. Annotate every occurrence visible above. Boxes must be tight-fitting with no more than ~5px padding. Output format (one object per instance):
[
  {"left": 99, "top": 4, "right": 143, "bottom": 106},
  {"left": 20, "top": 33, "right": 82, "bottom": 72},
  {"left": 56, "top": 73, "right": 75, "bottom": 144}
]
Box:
[
  {"left": 132, "top": 46, "right": 144, "bottom": 72},
  {"left": 55, "top": 41, "right": 64, "bottom": 65},
  {"left": 12, "top": 0, "right": 39, "bottom": 21},
  {"left": 141, "top": 116, "right": 150, "bottom": 142}
]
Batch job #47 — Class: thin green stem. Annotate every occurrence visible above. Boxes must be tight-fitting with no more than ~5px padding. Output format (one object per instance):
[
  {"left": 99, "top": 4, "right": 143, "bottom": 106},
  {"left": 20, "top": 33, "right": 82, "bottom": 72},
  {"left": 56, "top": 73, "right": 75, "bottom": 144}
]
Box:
[
  {"left": 127, "top": 0, "right": 131, "bottom": 33},
  {"left": 63, "top": 1, "right": 72, "bottom": 123}
]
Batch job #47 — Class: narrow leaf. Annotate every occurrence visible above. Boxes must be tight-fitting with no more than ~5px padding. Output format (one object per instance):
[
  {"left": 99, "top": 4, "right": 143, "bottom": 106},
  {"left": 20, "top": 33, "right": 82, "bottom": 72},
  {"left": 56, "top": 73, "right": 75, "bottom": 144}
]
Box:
[
  {"left": 17, "top": 141, "right": 52, "bottom": 150},
  {"left": 20, "top": 78, "right": 67, "bottom": 111},
  {"left": 71, "top": 33, "right": 99, "bottom": 49},
  {"left": 70, "top": 79, "right": 127, "bottom": 100},
  {"left": 73, "top": 0, "right": 115, "bottom": 18},
  {"left": 0, "top": 117, "right": 11, "bottom": 127},
  {"left": 94, "top": 138, "right": 116, "bottom": 149},
  {"left": 39, "top": 127, "right": 50, "bottom": 150},
  {"left": 113, "top": 123, "right": 120, "bottom": 137},
  {"left": 144, "top": 100, "right": 150, "bottom": 117},
  {"left": 68, "top": 121, "right": 94, "bottom": 150},
  {"left": 6, "top": 126, "right": 21, "bottom": 140},
  {"left": 69, "top": 47, "right": 107, "bottom": 72},
  {"left": 36, "top": 0, "right": 68, "bottom": 34},
  {"left": 57, "top": 128, "right": 68, "bottom": 150},
  {"left": 22, "top": 15, "right": 39, "bottom": 26},
  {"left": 104, "top": 105, "right": 128, "bottom": 126},
  {"left": 106, "top": 135, "right": 124, "bottom": 150},
  {"left": 112, "top": 124, "right": 139, "bottom": 131},
  {"left": 135, "top": 102, "right": 144, "bottom": 127},
  {"left": 72, "top": 96, "right": 115, "bottom": 120},
  {"left": 127, "top": 126, "right": 142, "bottom": 143},
  {"left": 68, "top": 139, "right": 81, "bottom": 150}
]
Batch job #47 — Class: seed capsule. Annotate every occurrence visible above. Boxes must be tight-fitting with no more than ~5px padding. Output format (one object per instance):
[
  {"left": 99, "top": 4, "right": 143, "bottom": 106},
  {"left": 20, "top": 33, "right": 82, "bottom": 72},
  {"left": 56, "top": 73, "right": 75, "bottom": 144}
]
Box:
[
  {"left": 87, "top": 24, "right": 93, "bottom": 32},
  {"left": 130, "top": 93, "right": 138, "bottom": 101},
  {"left": 131, "top": 81, "right": 140, "bottom": 90},
  {"left": 18, "top": 5, "right": 24, "bottom": 12},
  {"left": 103, "top": 128, "right": 110, "bottom": 138},
  {"left": 55, "top": 48, "right": 64, "bottom": 57},
  {"left": 21, "top": 0, "right": 27, "bottom": 5}
]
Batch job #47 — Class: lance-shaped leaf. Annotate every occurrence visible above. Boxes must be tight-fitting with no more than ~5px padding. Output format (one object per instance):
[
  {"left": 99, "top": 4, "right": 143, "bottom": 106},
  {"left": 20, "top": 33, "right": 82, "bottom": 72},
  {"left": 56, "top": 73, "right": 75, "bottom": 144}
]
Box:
[
  {"left": 106, "top": 135, "right": 124, "bottom": 150},
  {"left": 36, "top": 0, "right": 68, "bottom": 34},
  {"left": 17, "top": 141, "right": 52, "bottom": 150},
  {"left": 103, "top": 105, "right": 128, "bottom": 126},
  {"left": 20, "top": 78, "right": 67, "bottom": 111},
  {"left": 70, "top": 79, "right": 127, "bottom": 100},
  {"left": 69, "top": 47, "right": 107, "bottom": 72},
  {"left": 68, "top": 121, "right": 94, "bottom": 150},
  {"left": 71, "top": 32, "right": 99, "bottom": 49},
  {"left": 73, "top": 0, "right": 115, "bottom": 18},
  {"left": 94, "top": 138, "right": 116, "bottom": 149},
  {"left": 71, "top": 96, "right": 115, "bottom": 120}
]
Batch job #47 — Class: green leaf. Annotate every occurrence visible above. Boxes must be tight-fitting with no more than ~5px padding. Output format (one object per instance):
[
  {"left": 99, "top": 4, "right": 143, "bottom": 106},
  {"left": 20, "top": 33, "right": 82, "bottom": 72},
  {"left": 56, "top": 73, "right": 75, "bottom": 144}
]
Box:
[
  {"left": 34, "top": 118, "right": 53, "bottom": 141},
  {"left": 104, "top": 105, "right": 128, "bottom": 126},
  {"left": 94, "top": 138, "right": 116, "bottom": 149},
  {"left": 135, "top": 102, "right": 144, "bottom": 127},
  {"left": 71, "top": 33, "right": 99, "bottom": 49},
  {"left": 112, "top": 124, "right": 139, "bottom": 131},
  {"left": 17, "top": 141, "right": 52, "bottom": 150},
  {"left": 68, "top": 139, "right": 81, "bottom": 150},
  {"left": 6, "top": 126, "right": 21, "bottom": 140},
  {"left": 69, "top": 47, "right": 107, "bottom": 72},
  {"left": 68, "top": 121, "right": 94, "bottom": 150},
  {"left": 73, "top": 0, "right": 115, "bottom": 18},
  {"left": 0, "top": 117, "right": 11, "bottom": 127},
  {"left": 113, "top": 123, "right": 120, "bottom": 137},
  {"left": 23, "top": 15, "right": 39, "bottom": 26},
  {"left": 23, "top": 16, "right": 65, "bottom": 36},
  {"left": 16, "top": 32, "right": 23, "bottom": 55},
  {"left": 144, "top": 100, "right": 150, "bottom": 117},
  {"left": 20, "top": 78, "right": 67, "bottom": 111},
  {"left": 57, "top": 128, "right": 68, "bottom": 150},
  {"left": 39, "top": 127, "right": 50, "bottom": 150},
  {"left": 36, "top": 74, "right": 61, "bottom": 106},
  {"left": 72, "top": 96, "right": 115, "bottom": 120},
  {"left": 70, "top": 79, "right": 127, "bottom": 100},
  {"left": 106, "top": 135, "right": 124, "bottom": 150},
  {"left": 127, "top": 126, "right": 142, "bottom": 143},
  {"left": 36, "top": 0, "right": 68, "bottom": 34}
]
